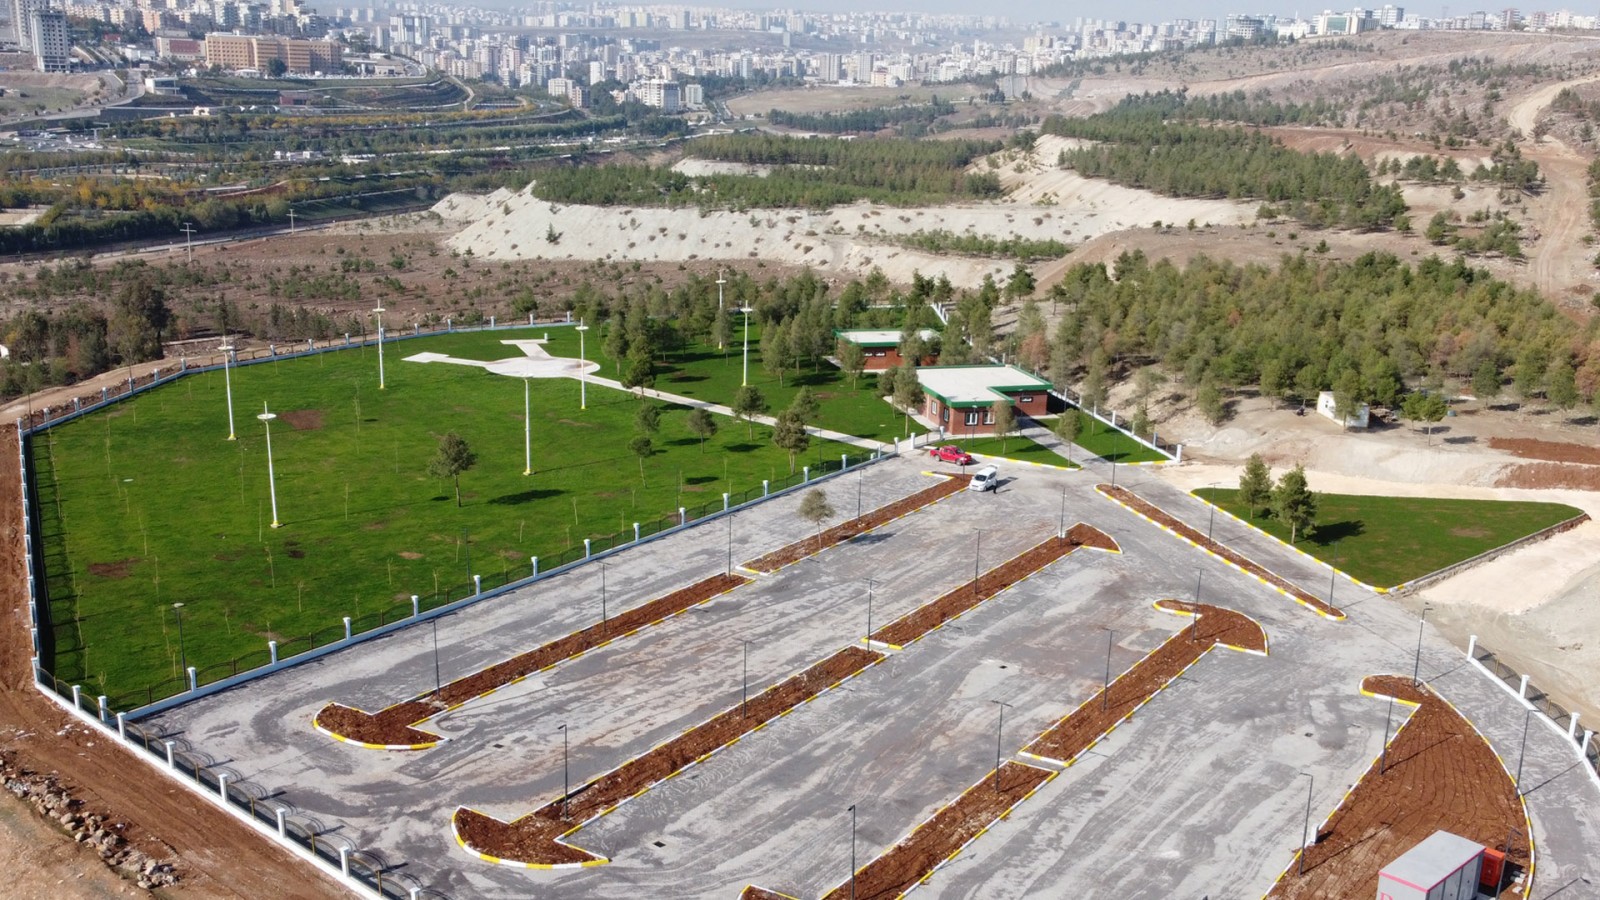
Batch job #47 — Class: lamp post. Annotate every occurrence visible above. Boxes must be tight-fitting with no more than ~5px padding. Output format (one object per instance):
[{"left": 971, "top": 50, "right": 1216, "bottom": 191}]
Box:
[
  {"left": 431, "top": 616, "right": 441, "bottom": 694},
  {"left": 1380, "top": 695, "right": 1394, "bottom": 774},
  {"left": 1328, "top": 541, "right": 1339, "bottom": 607},
  {"left": 866, "top": 579, "right": 875, "bottom": 645},
  {"left": 258, "top": 403, "right": 281, "bottom": 528},
  {"left": 716, "top": 271, "right": 727, "bottom": 350},
  {"left": 742, "top": 639, "right": 751, "bottom": 718},
  {"left": 1413, "top": 605, "right": 1432, "bottom": 686},
  {"left": 1205, "top": 481, "right": 1221, "bottom": 541},
  {"left": 857, "top": 467, "right": 864, "bottom": 519},
  {"left": 558, "top": 724, "right": 569, "bottom": 820},
  {"left": 220, "top": 337, "right": 236, "bottom": 441},
  {"left": 848, "top": 804, "right": 857, "bottom": 900},
  {"left": 372, "top": 305, "right": 386, "bottom": 390},
  {"left": 1102, "top": 628, "right": 1115, "bottom": 712},
  {"left": 171, "top": 602, "right": 187, "bottom": 677},
  {"left": 726, "top": 512, "right": 733, "bottom": 576},
  {"left": 180, "top": 222, "right": 195, "bottom": 264},
  {"left": 600, "top": 561, "right": 608, "bottom": 625},
  {"left": 575, "top": 320, "right": 589, "bottom": 410},
  {"left": 992, "top": 699, "right": 1013, "bottom": 791},
  {"left": 739, "top": 304, "right": 754, "bottom": 387},
  {"left": 522, "top": 376, "right": 532, "bottom": 476},
  {"left": 1298, "top": 772, "right": 1314, "bottom": 876},
  {"left": 1191, "top": 571, "right": 1202, "bottom": 642},
  {"left": 1058, "top": 486, "right": 1067, "bottom": 539}
]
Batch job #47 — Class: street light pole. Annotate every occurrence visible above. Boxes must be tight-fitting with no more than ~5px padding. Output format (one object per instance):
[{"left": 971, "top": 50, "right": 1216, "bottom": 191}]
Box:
[
  {"left": 1058, "top": 486, "right": 1067, "bottom": 539},
  {"left": 1206, "top": 482, "right": 1220, "bottom": 541},
  {"left": 742, "top": 639, "right": 751, "bottom": 718},
  {"left": 848, "top": 804, "right": 857, "bottom": 900},
  {"left": 559, "top": 724, "right": 569, "bottom": 820},
  {"left": 1380, "top": 696, "right": 1394, "bottom": 774},
  {"left": 866, "top": 579, "right": 875, "bottom": 645},
  {"left": 1413, "top": 606, "right": 1431, "bottom": 686},
  {"left": 600, "top": 562, "right": 608, "bottom": 625},
  {"left": 576, "top": 320, "right": 589, "bottom": 410},
  {"left": 1102, "top": 628, "right": 1115, "bottom": 711},
  {"left": 1298, "top": 772, "right": 1314, "bottom": 875},
  {"left": 258, "top": 403, "right": 281, "bottom": 528},
  {"left": 857, "top": 467, "right": 864, "bottom": 519},
  {"left": 171, "top": 602, "right": 187, "bottom": 677},
  {"left": 220, "top": 337, "right": 237, "bottom": 441},
  {"left": 740, "top": 305, "right": 753, "bottom": 387},
  {"left": 372, "top": 305, "right": 386, "bottom": 390},
  {"left": 522, "top": 377, "right": 532, "bottom": 476},
  {"left": 726, "top": 513, "right": 733, "bottom": 576},
  {"left": 431, "top": 616, "right": 441, "bottom": 694},
  {"left": 992, "top": 699, "right": 1012, "bottom": 791},
  {"left": 180, "top": 222, "right": 195, "bottom": 264}
]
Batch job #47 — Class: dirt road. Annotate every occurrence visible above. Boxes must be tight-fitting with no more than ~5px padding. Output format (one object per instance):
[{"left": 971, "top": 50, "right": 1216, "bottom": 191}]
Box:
[
  {"left": 0, "top": 423, "right": 348, "bottom": 899},
  {"left": 1508, "top": 73, "right": 1600, "bottom": 302}
]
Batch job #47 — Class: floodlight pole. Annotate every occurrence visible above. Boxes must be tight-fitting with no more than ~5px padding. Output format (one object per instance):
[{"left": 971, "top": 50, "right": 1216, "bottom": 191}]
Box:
[
  {"left": 600, "top": 561, "right": 607, "bottom": 625},
  {"left": 726, "top": 513, "right": 733, "bottom": 576},
  {"left": 258, "top": 403, "right": 281, "bottom": 528},
  {"left": 431, "top": 616, "right": 441, "bottom": 694},
  {"left": 1328, "top": 541, "right": 1339, "bottom": 607},
  {"left": 373, "top": 305, "right": 386, "bottom": 390},
  {"left": 740, "top": 305, "right": 753, "bottom": 387},
  {"left": 716, "top": 271, "right": 727, "bottom": 349},
  {"left": 857, "top": 467, "right": 864, "bottom": 519},
  {"left": 220, "top": 338, "right": 236, "bottom": 441},
  {"left": 522, "top": 377, "right": 532, "bottom": 476},
  {"left": 171, "top": 602, "right": 187, "bottom": 677},
  {"left": 1058, "top": 486, "right": 1067, "bottom": 538},
  {"left": 991, "top": 699, "right": 1012, "bottom": 791},
  {"left": 1298, "top": 772, "right": 1313, "bottom": 875},
  {"left": 1206, "top": 482, "right": 1221, "bottom": 540},
  {"left": 1514, "top": 706, "right": 1533, "bottom": 790},
  {"left": 1380, "top": 695, "right": 1394, "bottom": 774},
  {"left": 576, "top": 320, "right": 589, "bottom": 410},
  {"left": 866, "top": 579, "right": 875, "bottom": 645}
]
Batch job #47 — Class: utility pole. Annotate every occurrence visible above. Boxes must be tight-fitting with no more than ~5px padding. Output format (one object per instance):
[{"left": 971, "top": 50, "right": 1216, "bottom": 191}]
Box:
[
  {"left": 180, "top": 222, "right": 195, "bottom": 264},
  {"left": 287, "top": 208, "right": 297, "bottom": 235},
  {"left": 716, "top": 270, "right": 727, "bottom": 350}
]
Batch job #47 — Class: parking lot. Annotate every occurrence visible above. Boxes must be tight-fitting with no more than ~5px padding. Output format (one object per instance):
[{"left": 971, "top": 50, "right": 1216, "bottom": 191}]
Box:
[{"left": 145, "top": 455, "right": 1600, "bottom": 898}]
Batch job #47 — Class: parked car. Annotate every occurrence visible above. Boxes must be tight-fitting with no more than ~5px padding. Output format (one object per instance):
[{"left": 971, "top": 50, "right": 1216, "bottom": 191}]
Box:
[
  {"left": 929, "top": 445, "right": 975, "bottom": 465},
  {"left": 968, "top": 465, "right": 999, "bottom": 492}
]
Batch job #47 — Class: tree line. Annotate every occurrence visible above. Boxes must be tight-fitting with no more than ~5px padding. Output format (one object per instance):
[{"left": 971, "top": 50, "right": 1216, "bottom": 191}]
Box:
[
  {"left": 768, "top": 97, "right": 956, "bottom": 134},
  {"left": 1040, "top": 94, "right": 1407, "bottom": 230},
  {"left": 530, "top": 134, "right": 1004, "bottom": 210}
]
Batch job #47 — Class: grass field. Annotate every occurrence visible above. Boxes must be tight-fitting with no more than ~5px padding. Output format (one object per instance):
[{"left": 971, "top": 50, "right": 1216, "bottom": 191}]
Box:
[
  {"left": 553, "top": 325, "right": 926, "bottom": 443},
  {"left": 1193, "top": 488, "right": 1583, "bottom": 587},
  {"left": 931, "top": 434, "right": 1074, "bottom": 467},
  {"left": 1067, "top": 416, "right": 1169, "bottom": 464},
  {"left": 33, "top": 326, "right": 857, "bottom": 704}
]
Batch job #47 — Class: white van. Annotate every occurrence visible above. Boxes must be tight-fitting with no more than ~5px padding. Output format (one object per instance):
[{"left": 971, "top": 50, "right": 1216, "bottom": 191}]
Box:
[{"left": 968, "top": 465, "right": 999, "bottom": 492}]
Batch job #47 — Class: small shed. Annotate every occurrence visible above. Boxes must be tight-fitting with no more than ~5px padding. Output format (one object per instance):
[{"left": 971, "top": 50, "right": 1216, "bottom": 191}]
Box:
[
  {"left": 835, "top": 329, "right": 938, "bottom": 371},
  {"left": 1377, "top": 830, "right": 1484, "bottom": 900},
  {"left": 1316, "top": 390, "right": 1370, "bottom": 429}
]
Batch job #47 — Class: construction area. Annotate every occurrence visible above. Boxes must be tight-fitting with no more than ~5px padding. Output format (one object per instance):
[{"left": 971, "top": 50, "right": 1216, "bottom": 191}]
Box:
[{"left": 135, "top": 454, "right": 1600, "bottom": 899}]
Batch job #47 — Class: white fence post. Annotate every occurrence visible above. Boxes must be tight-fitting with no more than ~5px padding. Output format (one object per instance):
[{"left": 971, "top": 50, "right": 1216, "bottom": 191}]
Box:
[
  {"left": 97, "top": 694, "right": 108, "bottom": 723},
  {"left": 71, "top": 684, "right": 81, "bottom": 710},
  {"left": 530, "top": 557, "right": 538, "bottom": 577},
  {"left": 762, "top": 480, "right": 769, "bottom": 496},
  {"left": 165, "top": 740, "right": 176, "bottom": 767},
  {"left": 1518, "top": 674, "right": 1530, "bottom": 698},
  {"left": 339, "top": 846, "right": 350, "bottom": 875},
  {"left": 343, "top": 617, "right": 352, "bottom": 641},
  {"left": 276, "top": 808, "right": 287, "bottom": 836},
  {"left": 269, "top": 640, "right": 278, "bottom": 664},
  {"left": 218, "top": 773, "right": 230, "bottom": 800},
  {"left": 115, "top": 712, "right": 126, "bottom": 741},
  {"left": 1570, "top": 711, "right": 1581, "bottom": 740},
  {"left": 723, "top": 492, "right": 730, "bottom": 510},
  {"left": 584, "top": 538, "right": 592, "bottom": 558},
  {"left": 1468, "top": 634, "right": 1478, "bottom": 657},
  {"left": 473, "top": 574, "right": 482, "bottom": 595},
  {"left": 634, "top": 523, "right": 641, "bottom": 541},
  {"left": 186, "top": 666, "right": 197, "bottom": 692},
  {"left": 678, "top": 506, "right": 686, "bottom": 525},
  {"left": 803, "top": 466, "right": 810, "bottom": 482}
]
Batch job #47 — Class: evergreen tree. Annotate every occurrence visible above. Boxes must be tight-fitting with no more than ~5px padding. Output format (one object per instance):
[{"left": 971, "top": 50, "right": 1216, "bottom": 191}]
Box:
[
  {"left": 1273, "top": 465, "right": 1318, "bottom": 544},
  {"left": 1238, "top": 453, "right": 1273, "bottom": 518},
  {"left": 427, "top": 432, "right": 478, "bottom": 508},
  {"left": 732, "top": 385, "right": 768, "bottom": 439},
  {"left": 687, "top": 407, "right": 718, "bottom": 450}
]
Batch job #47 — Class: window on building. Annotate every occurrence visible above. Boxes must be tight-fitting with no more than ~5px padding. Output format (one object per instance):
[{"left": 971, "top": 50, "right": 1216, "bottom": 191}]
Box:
[
  {"left": 964, "top": 411, "right": 978, "bottom": 426},
  {"left": 1017, "top": 395, "right": 1033, "bottom": 403},
  {"left": 940, "top": 406, "right": 949, "bottom": 422},
  {"left": 984, "top": 410, "right": 995, "bottom": 425}
]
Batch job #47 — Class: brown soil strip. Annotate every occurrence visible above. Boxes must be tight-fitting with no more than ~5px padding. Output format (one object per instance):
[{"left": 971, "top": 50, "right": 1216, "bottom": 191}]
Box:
[
  {"left": 279, "top": 409, "right": 324, "bottom": 431},
  {"left": 86, "top": 558, "right": 135, "bottom": 579},
  {"left": 453, "top": 646, "right": 884, "bottom": 865},
  {"left": 817, "top": 762, "right": 1053, "bottom": 900},
  {"left": 1494, "top": 461, "right": 1600, "bottom": 491},
  {"left": 1099, "top": 484, "right": 1345, "bottom": 620},
  {"left": 871, "top": 524, "right": 1118, "bottom": 650},
  {"left": 1267, "top": 675, "right": 1532, "bottom": 900},
  {"left": 742, "top": 474, "right": 970, "bottom": 573},
  {"left": 1022, "top": 600, "right": 1267, "bottom": 765},
  {"left": 1489, "top": 436, "right": 1600, "bottom": 466},
  {"left": 315, "top": 572, "right": 750, "bottom": 747}
]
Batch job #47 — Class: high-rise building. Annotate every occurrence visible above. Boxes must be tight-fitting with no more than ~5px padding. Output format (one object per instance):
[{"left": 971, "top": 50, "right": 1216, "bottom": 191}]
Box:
[
  {"left": 12, "top": 0, "right": 47, "bottom": 48},
  {"left": 30, "top": 7, "right": 68, "bottom": 72}
]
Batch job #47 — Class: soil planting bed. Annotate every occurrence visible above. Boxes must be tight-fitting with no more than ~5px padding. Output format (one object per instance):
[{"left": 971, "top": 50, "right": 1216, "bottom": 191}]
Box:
[
  {"left": 743, "top": 475, "right": 970, "bottom": 573},
  {"left": 316, "top": 572, "right": 750, "bottom": 747},
  {"left": 1099, "top": 484, "right": 1344, "bottom": 620},
  {"left": 871, "top": 524, "right": 1117, "bottom": 649},
  {"left": 1267, "top": 675, "right": 1531, "bottom": 899},
  {"left": 1022, "top": 600, "right": 1267, "bottom": 765},
  {"left": 1489, "top": 437, "right": 1600, "bottom": 466},
  {"left": 454, "top": 646, "right": 883, "bottom": 865},
  {"left": 1494, "top": 461, "right": 1600, "bottom": 491}
]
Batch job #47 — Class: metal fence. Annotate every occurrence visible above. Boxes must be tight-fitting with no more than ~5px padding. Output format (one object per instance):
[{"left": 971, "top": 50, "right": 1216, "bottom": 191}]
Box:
[{"left": 1472, "top": 641, "right": 1599, "bottom": 779}]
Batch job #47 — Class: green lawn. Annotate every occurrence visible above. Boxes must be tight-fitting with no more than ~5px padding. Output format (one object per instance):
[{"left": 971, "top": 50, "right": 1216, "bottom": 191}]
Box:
[
  {"left": 1194, "top": 488, "right": 1582, "bottom": 588},
  {"left": 1070, "top": 415, "right": 1170, "bottom": 464},
  {"left": 941, "top": 435, "right": 1076, "bottom": 468},
  {"left": 537, "top": 325, "right": 924, "bottom": 443},
  {"left": 32, "top": 326, "right": 857, "bottom": 705}
]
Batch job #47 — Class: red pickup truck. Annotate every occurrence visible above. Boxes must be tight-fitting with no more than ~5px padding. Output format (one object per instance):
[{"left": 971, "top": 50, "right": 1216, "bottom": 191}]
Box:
[{"left": 929, "top": 445, "right": 975, "bottom": 466}]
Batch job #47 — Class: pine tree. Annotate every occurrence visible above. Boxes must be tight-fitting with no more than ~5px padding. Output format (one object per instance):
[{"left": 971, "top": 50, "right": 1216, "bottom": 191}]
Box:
[
  {"left": 1272, "top": 465, "right": 1317, "bottom": 544},
  {"left": 1238, "top": 453, "right": 1272, "bottom": 519}
]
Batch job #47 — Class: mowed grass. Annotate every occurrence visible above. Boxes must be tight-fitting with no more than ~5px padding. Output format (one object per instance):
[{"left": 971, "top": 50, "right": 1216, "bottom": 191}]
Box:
[
  {"left": 536, "top": 325, "right": 925, "bottom": 443},
  {"left": 1194, "top": 488, "right": 1582, "bottom": 588},
  {"left": 33, "top": 327, "right": 855, "bottom": 703},
  {"left": 1071, "top": 416, "right": 1169, "bottom": 464}
]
